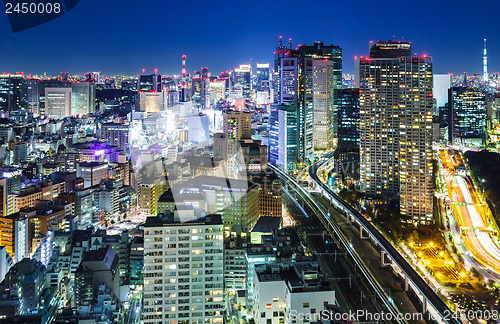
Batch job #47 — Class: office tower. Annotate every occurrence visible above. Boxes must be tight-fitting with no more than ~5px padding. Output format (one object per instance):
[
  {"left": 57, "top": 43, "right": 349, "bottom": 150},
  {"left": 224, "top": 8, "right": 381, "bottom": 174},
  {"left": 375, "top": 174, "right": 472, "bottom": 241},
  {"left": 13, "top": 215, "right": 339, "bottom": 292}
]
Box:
[
  {"left": 274, "top": 39, "right": 342, "bottom": 161},
  {"left": 398, "top": 56, "right": 433, "bottom": 222},
  {"left": 25, "top": 79, "right": 39, "bottom": 115},
  {"left": 101, "top": 123, "right": 129, "bottom": 152},
  {"left": 252, "top": 173, "right": 282, "bottom": 217},
  {"left": 38, "top": 79, "right": 71, "bottom": 116},
  {"left": 143, "top": 214, "right": 224, "bottom": 324},
  {"left": 0, "top": 213, "right": 28, "bottom": 261},
  {"left": 188, "top": 113, "right": 210, "bottom": 144},
  {"left": 223, "top": 110, "right": 252, "bottom": 141},
  {"left": 269, "top": 104, "right": 299, "bottom": 171},
  {"left": 256, "top": 63, "right": 270, "bottom": 91},
  {"left": 233, "top": 64, "right": 252, "bottom": 98},
  {"left": 312, "top": 59, "right": 334, "bottom": 150},
  {"left": 273, "top": 36, "right": 293, "bottom": 104},
  {"left": 0, "top": 74, "right": 26, "bottom": 113},
  {"left": 71, "top": 81, "right": 96, "bottom": 115},
  {"left": 483, "top": 39, "right": 488, "bottom": 83},
  {"left": 335, "top": 88, "right": 360, "bottom": 180},
  {"left": 191, "top": 74, "right": 208, "bottom": 110},
  {"left": 297, "top": 42, "right": 342, "bottom": 158},
  {"left": 223, "top": 110, "right": 252, "bottom": 177},
  {"left": 138, "top": 91, "right": 164, "bottom": 113},
  {"left": 448, "top": 87, "right": 486, "bottom": 146},
  {"left": 209, "top": 80, "right": 226, "bottom": 103},
  {"left": 77, "top": 162, "right": 108, "bottom": 188},
  {"left": 433, "top": 74, "right": 452, "bottom": 109},
  {"left": 11, "top": 141, "right": 28, "bottom": 165},
  {"left": 139, "top": 176, "right": 168, "bottom": 217},
  {"left": 137, "top": 91, "right": 165, "bottom": 113},
  {"left": 279, "top": 56, "right": 299, "bottom": 105},
  {"left": 45, "top": 87, "right": 72, "bottom": 119},
  {"left": 357, "top": 41, "right": 433, "bottom": 223},
  {"left": 138, "top": 73, "right": 162, "bottom": 92}
]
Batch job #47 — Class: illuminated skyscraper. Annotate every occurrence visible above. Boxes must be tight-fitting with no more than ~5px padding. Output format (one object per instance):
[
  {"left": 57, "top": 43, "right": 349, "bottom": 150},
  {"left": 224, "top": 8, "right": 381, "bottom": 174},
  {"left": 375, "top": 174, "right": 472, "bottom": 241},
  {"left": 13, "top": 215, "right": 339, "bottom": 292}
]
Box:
[
  {"left": 357, "top": 41, "right": 433, "bottom": 223},
  {"left": 138, "top": 73, "right": 161, "bottom": 92},
  {"left": 273, "top": 39, "right": 342, "bottom": 161},
  {"left": 312, "top": 59, "right": 334, "bottom": 151},
  {"left": 0, "top": 74, "right": 26, "bottom": 113},
  {"left": 143, "top": 214, "right": 224, "bottom": 324},
  {"left": 233, "top": 64, "right": 252, "bottom": 98},
  {"left": 433, "top": 74, "right": 452, "bottom": 110},
  {"left": 256, "top": 63, "right": 270, "bottom": 91},
  {"left": 483, "top": 38, "right": 488, "bottom": 83},
  {"left": 71, "top": 81, "right": 96, "bottom": 115},
  {"left": 335, "top": 89, "right": 360, "bottom": 180},
  {"left": 101, "top": 123, "right": 129, "bottom": 152},
  {"left": 448, "top": 87, "right": 486, "bottom": 146},
  {"left": 269, "top": 103, "right": 298, "bottom": 171},
  {"left": 45, "top": 87, "right": 72, "bottom": 119},
  {"left": 223, "top": 110, "right": 252, "bottom": 141},
  {"left": 25, "top": 79, "right": 39, "bottom": 116}
]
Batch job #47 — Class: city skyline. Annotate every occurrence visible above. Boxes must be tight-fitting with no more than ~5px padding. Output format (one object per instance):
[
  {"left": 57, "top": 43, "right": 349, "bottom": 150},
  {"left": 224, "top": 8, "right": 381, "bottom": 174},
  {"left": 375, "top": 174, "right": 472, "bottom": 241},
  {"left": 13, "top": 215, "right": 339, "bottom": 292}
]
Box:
[{"left": 0, "top": 0, "right": 498, "bottom": 75}]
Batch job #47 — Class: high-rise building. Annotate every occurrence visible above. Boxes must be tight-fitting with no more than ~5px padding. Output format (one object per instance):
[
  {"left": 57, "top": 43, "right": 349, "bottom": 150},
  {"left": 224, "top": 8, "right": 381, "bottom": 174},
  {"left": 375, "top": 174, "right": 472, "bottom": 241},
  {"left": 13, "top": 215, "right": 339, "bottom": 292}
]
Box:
[
  {"left": 77, "top": 162, "right": 108, "bottom": 189},
  {"left": 357, "top": 41, "right": 433, "bottom": 223},
  {"left": 233, "top": 64, "right": 252, "bottom": 98},
  {"left": 312, "top": 59, "right": 334, "bottom": 150},
  {"left": 448, "top": 87, "right": 486, "bottom": 146},
  {"left": 273, "top": 40, "right": 342, "bottom": 161},
  {"left": 191, "top": 74, "right": 208, "bottom": 110},
  {"left": 143, "top": 213, "right": 224, "bottom": 324},
  {"left": 223, "top": 110, "right": 252, "bottom": 141},
  {"left": 139, "top": 176, "right": 168, "bottom": 217},
  {"left": 38, "top": 79, "right": 70, "bottom": 115},
  {"left": 25, "top": 79, "right": 39, "bottom": 115},
  {"left": 138, "top": 73, "right": 162, "bottom": 92},
  {"left": 71, "top": 81, "right": 96, "bottom": 115},
  {"left": 256, "top": 63, "right": 270, "bottom": 91},
  {"left": 45, "top": 87, "right": 72, "bottom": 119},
  {"left": 483, "top": 38, "right": 488, "bottom": 83},
  {"left": 398, "top": 57, "right": 434, "bottom": 222},
  {"left": 0, "top": 74, "right": 26, "bottom": 113},
  {"left": 297, "top": 42, "right": 342, "bottom": 158},
  {"left": 138, "top": 91, "right": 164, "bottom": 113},
  {"left": 209, "top": 80, "right": 226, "bottom": 104},
  {"left": 101, "top": 123, "right": 129, "bottom": 152},
  {"left": 335, "top": 88, "right": 360, "bottom": 180},
  {"left": 188, "top": 113, "right": 210, "bottom": 144},
  {"left": 269, "top": 104, "right": 298, "bottom": 171},
  {"left": 433, "top": 74, "right": 452, "bottom": 110}
]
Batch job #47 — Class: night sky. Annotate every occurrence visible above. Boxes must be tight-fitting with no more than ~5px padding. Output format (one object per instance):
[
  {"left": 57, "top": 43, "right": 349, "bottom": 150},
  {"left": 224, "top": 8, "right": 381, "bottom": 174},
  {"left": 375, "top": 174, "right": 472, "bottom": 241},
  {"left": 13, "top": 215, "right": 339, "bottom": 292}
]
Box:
[{"left": 0, "top": 0, "right": 498, "bottom": 76}]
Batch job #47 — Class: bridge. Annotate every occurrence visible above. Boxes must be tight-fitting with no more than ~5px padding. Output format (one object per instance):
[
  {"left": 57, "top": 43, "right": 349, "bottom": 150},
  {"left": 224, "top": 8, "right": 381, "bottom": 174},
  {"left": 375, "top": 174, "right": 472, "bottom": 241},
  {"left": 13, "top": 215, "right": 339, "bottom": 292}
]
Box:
[
  {"left": 305, "top": 157, "right": 464, "bottom": 324},
  {"left": 272, "top": 164, "right": 409, "bottom": 323}
]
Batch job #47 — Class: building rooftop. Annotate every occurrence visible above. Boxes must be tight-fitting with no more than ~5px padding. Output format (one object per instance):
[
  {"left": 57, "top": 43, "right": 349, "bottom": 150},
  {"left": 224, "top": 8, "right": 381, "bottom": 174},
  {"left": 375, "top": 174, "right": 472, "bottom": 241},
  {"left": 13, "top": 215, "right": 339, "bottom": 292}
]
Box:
[
  {"left": 144, "top": 213, "right": 222, "bottom": 227},
  {"left": 251, "top": 216, "right": 282, "bottom": 233}
]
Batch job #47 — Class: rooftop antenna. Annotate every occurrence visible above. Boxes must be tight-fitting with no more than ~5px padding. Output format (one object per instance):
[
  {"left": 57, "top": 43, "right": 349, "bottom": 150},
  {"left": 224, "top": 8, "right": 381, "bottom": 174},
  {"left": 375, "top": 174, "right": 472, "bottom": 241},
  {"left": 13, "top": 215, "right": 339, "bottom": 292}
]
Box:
[
  {"left": 483, "top": 38, "right": 488, "bottom": 83},
  {"left": 181, "top": 55, "right": 187, "bottom": 89}
]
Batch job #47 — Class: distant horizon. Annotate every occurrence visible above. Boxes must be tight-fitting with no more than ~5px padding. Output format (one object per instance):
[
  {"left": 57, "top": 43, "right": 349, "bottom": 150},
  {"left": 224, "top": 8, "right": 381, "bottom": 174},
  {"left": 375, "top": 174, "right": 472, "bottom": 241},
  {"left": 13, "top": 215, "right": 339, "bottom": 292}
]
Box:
[{"left": 0, "top": 0, "right": 497, "bottom": 76}]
